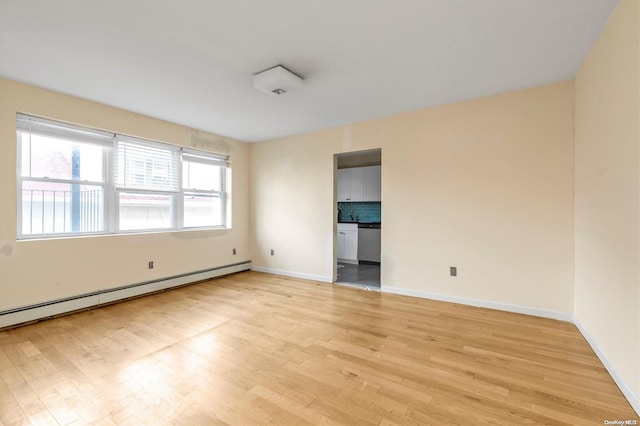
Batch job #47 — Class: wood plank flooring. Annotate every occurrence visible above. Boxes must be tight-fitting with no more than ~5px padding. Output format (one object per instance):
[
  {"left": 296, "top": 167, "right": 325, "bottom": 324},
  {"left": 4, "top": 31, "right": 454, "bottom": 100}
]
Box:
[{"left": 0, "top": 271, "right": 637, "bottom": 425}]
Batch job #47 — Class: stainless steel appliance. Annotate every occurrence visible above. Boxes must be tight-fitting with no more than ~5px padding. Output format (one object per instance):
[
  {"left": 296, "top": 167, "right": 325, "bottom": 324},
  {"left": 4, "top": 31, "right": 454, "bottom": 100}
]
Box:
[{"left": 357, "top": 223, "right": 381, "bottom": 264}]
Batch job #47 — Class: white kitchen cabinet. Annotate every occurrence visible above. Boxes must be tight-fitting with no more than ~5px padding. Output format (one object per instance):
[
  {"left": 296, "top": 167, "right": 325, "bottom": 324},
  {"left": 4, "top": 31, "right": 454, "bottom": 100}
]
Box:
[
  {"left": 337, "top": 223, "right": 358, "bottom": 262},
  {"left": 338, "top": 166, "right": 380, "bottom": 202},
  {"left": 363, "top": 166, "right": 381, "bottom": 202},
  {"left": 343, "top": 229, "right": 358, "bottom": 261},
  {"left": 337, "top": 169, "right": 350, "bottom": 202},
  {"left": 337, "top": 168, "right": 364, "bottom": 201}
]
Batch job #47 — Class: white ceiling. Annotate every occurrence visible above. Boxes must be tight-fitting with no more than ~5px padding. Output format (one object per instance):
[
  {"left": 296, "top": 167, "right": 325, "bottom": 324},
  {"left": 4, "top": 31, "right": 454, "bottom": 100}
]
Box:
[{"left": 0, "top": 0, "right": 617, "bottom": 143}]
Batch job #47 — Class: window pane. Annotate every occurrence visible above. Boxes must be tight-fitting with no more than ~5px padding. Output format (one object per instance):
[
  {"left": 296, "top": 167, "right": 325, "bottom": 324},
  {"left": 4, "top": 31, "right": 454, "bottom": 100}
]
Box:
[
  {"left": 21, "top": 181, "right": 104, "bottom": 235},
  {"left": 183, "top": 161, "right": 221, "bottom": 191},
  {"left": 184, "top": 193, "right": 223, "bottom": 227},
  {"left": 119, "top": 192, "right": 172, "bottom": 231},
  {"left": 19, "top": 132, "right": 105, "bottom": 182},
  {"left": 115, "top": 139, "right": 180, "bottom": 191}
]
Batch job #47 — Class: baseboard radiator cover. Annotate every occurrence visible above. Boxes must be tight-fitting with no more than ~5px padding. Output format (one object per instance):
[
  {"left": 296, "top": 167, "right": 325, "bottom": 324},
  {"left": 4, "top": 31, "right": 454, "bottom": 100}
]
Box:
[{"left": 0, "top": 261, "right": 251, "bottom": 329}]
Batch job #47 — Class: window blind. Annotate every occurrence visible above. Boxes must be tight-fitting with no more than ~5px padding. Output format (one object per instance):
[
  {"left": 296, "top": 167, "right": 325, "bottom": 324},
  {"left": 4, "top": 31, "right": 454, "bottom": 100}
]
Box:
[
  {"left": 115, "top": 136, "right": 180, "bottom": 192},
  {"left": 181, "top": 149, "right": 228, "bottom": 166},
  {"left": 16, "top": 113, "right": 114, "bottom": 146}
]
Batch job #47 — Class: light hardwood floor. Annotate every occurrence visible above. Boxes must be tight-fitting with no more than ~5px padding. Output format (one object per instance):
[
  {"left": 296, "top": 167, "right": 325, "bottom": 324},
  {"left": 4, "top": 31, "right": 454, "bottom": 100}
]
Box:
[{"left": 0, "top": 271, "right": 637, "bottom": 425}]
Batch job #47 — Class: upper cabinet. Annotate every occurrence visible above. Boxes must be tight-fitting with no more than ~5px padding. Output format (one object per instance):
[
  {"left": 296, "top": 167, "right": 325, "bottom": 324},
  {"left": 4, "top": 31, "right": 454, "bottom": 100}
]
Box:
[
  {"left": 337, "top": 168, "right": 364, "bottom": 201},
  {"left": 338, "top": 166, "right": 380, "bottom": 202},
  {"left": 363, "top": 165, "right": 381, "bottom": 202}
]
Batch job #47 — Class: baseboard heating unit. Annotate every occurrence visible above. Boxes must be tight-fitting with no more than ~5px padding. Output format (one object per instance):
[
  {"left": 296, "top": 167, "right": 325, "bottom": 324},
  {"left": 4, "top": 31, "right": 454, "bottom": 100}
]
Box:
[{"left": 0, "top": 260, "right": 251, "bottom": 329}]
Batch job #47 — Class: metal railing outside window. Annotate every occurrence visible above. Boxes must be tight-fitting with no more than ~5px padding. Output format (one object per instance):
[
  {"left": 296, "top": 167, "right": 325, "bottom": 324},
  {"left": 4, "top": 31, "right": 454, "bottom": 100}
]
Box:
[{"left": 22, "top": 188, "right": 103, "bottom": 235}]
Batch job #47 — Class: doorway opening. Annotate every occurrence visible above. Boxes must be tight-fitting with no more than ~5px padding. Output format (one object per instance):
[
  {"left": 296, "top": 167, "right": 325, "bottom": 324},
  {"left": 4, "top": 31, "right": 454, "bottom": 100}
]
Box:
[{"left": 335, "top": 149, "right": 381, "bottom": 289}]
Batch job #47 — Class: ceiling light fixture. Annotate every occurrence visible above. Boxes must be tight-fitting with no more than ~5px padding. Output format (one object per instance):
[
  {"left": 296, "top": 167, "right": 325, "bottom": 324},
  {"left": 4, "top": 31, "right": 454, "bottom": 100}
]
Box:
[{"left": 253, "top": 65, "right": 302, "bottom": 95}]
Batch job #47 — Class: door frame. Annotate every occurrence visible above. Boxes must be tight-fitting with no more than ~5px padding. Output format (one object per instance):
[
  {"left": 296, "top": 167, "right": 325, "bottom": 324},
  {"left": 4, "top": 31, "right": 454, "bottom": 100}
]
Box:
[{"left": 333, "top": 148, "right": 382, "bottom": 284}]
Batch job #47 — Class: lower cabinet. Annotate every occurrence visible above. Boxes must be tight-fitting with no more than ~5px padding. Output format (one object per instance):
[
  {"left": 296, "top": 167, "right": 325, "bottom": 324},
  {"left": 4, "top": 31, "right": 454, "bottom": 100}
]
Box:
[{"left": 338, "top": 223, "right": 358, "bottom": 262}]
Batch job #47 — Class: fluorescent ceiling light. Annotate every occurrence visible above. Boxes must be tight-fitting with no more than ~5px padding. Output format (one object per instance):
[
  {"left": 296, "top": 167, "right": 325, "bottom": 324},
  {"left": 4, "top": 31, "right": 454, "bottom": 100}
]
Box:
[{"left": 253, "top": 65, "right": 302, "bottom": 95}]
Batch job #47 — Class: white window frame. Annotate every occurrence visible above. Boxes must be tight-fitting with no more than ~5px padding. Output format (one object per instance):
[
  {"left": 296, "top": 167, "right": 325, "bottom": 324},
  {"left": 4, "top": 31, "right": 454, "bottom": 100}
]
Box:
[
  {"left": 16, "top": 114, "right": 114, "bottom": 238},
  {"left": 16, "top": 114, "right": 230, "bottom": 240},
  {"left": 181, "top": 149, "right": 228, "bottom": 229},
  {"left": 113, "top": 135, "right": 182, "bottom": 233}
]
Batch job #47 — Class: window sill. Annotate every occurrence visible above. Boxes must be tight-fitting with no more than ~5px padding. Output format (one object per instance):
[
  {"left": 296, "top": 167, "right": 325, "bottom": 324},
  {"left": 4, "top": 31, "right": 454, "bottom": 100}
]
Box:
[{"left": 16, "top": 226, "right": 232, "bottom": 242}]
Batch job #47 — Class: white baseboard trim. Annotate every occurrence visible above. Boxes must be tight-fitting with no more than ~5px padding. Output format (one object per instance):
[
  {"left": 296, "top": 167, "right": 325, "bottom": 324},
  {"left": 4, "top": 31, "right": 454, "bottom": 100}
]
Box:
[
  {"left": 0, "top": 261, "right": 252, "bottom": 329},
  {"left": 574, "top": 317, "right": 640, "bottom": 416},
  {"left": 380, "top": 285, "right": 573, "bottom": 322},
  {"left": 251, "top": 266, "right": 332, "bottom": 283}
]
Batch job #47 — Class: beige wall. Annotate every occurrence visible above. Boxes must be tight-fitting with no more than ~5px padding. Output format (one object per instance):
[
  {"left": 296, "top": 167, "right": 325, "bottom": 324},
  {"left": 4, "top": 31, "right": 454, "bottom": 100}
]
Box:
[
  {"left": 574, "top": 0, "right": 640, "bottom": 401},
  {"left": 251, "top": 81, "right": 575, "bottom": 313},
  {"left": 0, "top": 79, "right": 251, "bottom": 310},
  {"left": 0, "top": 6, "right": 636, "bottom": 408}
]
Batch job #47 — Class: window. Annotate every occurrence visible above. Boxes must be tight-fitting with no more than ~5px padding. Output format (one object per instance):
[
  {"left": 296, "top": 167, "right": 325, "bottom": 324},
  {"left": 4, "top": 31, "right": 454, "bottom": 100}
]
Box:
[
  {"left": 182, "top": 151, "right": 226, "bottom": 228},
  {"left": 17, "top": 115, "right": 112, "bottom": 236},
  {"left": 115, "top": 137, "right": 180, "bottom": 231},
  {"left": 16, "top": 114, "right": 229, "bottom": 239}
]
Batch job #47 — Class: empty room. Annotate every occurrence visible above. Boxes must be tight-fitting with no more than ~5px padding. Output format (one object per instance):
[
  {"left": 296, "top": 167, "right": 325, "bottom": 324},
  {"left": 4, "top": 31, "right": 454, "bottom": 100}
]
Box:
[{"left": 0, "top": 0, "right": 639, "bottom": 424}]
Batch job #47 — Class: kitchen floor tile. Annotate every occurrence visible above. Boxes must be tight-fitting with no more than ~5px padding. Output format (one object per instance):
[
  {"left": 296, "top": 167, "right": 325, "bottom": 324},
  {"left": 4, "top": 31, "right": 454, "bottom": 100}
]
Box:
[{"left": 337, "top": 262, "right": 380, "bottom": 288}]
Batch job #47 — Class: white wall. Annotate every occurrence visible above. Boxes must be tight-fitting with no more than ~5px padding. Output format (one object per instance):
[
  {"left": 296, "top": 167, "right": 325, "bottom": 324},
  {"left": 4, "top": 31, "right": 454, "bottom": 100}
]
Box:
[
  {"left": 0, "top": 79, "right": 251, "bottom": 311},
  {"left": 574, "top": 0, "right": 640, "bottom": 404},
  {"left": 251, "top": 81, "right": 575, "bottom": 315}
]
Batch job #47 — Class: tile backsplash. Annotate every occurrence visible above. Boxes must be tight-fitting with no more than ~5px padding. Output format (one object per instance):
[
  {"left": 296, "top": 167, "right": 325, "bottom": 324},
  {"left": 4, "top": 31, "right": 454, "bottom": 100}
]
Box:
[{"left": 338, "top": 202, "right": 381, "bottom": 223}]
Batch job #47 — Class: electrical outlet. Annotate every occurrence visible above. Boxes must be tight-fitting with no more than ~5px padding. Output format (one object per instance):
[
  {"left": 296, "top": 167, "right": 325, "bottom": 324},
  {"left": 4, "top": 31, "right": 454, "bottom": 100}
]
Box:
[
  {"left": 148, "top": 261, "right": 154, "bottom": 269},
  {"left": 450, "top": 266, "right": 457, "bottom": 277},
  {"left": 232, "top": 248, "right": 237, "bottom": 255},
  {"left": 270, "top": 249, "right": 275, "bottom": 256}
]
